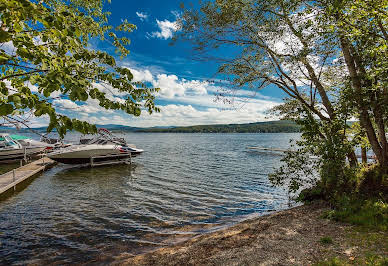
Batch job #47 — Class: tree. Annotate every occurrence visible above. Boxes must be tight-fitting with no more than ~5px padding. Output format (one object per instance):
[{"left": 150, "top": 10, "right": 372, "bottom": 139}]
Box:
[
  {"left": 326, "top": 0, "right": 388, "bottom": 166},
  {"left": 176, "top": 0, "right": 387, "bottom": 195},
  {"left": 0, "top": 0, "right": 159, "bottom": 136}
]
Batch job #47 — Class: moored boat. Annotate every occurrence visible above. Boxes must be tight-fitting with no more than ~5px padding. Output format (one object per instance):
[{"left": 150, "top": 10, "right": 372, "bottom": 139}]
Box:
[
  {"left": 0, "top": 134, "right": 47, "bottom": 162},
  {"left": 47, "top": 129, "right": 143, "bottom": 164}
]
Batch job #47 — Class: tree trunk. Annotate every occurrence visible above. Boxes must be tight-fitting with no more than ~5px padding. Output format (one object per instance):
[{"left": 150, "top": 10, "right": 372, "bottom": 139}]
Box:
[
  {"left": 338, "top": 36, "right": 386, "bottom": 166},
  {"left": 359, "top": 110, "right": 384, "bottom": 164},
  {"left": 361, "top": 147, "right": 367, "bottom": 164},
  {"left": 347, "top": 150, "right": 358, "bottom": 167},
  {"left": 372, "top": 98, "right": 388, "bottom": 166}
]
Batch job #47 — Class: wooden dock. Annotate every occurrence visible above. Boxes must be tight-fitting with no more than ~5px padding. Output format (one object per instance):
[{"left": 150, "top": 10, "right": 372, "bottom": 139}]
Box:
[{"left": 0, "top": 157, "right": 56, "bottom": 199}]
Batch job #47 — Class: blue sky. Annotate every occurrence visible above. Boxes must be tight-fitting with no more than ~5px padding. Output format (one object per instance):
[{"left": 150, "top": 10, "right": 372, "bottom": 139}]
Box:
[{"left": 38, "top": 0, "right": 285, "bottom": 128}]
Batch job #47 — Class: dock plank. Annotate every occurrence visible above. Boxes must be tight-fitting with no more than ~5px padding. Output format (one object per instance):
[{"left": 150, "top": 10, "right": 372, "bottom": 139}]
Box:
[{"left": 0, "top": 158, "right": 56, "bottom": 196}]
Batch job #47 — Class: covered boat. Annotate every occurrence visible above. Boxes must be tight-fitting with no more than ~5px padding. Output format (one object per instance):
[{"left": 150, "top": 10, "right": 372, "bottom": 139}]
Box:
[{"left": 0, "top": 134, "right": 48, "bottom": 162}]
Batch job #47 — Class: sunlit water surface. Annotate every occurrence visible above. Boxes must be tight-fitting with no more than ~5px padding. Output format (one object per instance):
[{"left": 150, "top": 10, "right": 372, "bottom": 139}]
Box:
[{"left": 0, "top": 133, "right": 299, "bottom": 264}]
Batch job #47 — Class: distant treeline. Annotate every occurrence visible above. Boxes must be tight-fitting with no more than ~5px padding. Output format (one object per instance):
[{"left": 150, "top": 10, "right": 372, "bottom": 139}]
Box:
[
  {"left": 0, "top": 120, "right": 301, "bottom": 134},
  {"left": 136, "top": 120, "right": 300, "bottom": 133}
]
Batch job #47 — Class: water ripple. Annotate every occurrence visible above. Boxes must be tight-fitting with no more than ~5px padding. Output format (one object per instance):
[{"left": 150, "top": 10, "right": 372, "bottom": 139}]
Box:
[{"left": 0, "top": 133, "right": 298, "bottom": 264}]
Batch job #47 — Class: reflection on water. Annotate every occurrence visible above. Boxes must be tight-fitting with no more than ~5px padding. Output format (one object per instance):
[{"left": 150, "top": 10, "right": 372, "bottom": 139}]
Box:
[
  {"left": 0, "top": 133, "right": 298, "bottom": 264},
  {"left": 0, "top": 163, "right": 19, "bottom": 175}
]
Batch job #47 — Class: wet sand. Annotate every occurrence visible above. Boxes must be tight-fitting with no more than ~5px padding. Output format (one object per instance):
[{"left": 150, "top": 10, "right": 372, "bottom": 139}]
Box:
[{"left": 117, "top": 202, "right": 387, "bottom": 265}]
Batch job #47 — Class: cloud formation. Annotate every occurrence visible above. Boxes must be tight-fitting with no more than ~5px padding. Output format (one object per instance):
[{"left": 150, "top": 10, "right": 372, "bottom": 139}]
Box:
[
  {"left": 149, "top": 19, "right": 178, "bottom": 40},
  {"left": 136, "top": 11, "right": 149, "bottom": 21},
  {"left": 128, "top": 68, "right": 209, "bottom": 98},
  {"left": 79, "top": 99, "right": 278, "bottom": 128},
  {"left": 23, "top": 66, "right": 281, "bottom": 128}
]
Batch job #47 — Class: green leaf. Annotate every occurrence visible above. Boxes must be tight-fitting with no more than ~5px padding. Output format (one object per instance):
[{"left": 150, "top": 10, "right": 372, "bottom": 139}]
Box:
[
  {"left": 0, "top": 103, "right": 14, "bottom": 116},
  {"left": 8, "top": 95, "right": 21, "bottom": 104},
  {"left": 0, "top": 0, "right": 158, "bottom": 136},
  {"left": 0, "top": 30, "right": 10, "bottom": 42}
]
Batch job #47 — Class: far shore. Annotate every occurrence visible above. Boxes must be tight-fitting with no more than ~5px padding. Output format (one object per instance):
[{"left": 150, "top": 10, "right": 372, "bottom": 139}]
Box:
[{"left": 117, "top": 202, "right": 387, "bottom": 265}]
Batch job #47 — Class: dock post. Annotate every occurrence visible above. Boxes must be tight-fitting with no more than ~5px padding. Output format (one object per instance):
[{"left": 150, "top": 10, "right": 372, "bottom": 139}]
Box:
[
  {"left": 12, "top": 169, "right": 16, "bottom": 191},
  {"left": 23, "top": 147, "right": 27, "bottom": 163},
  {"left": 130, "top": 152, "right": 132, "bottom": 165},
  {"left": 90, "top": 157, "right": 94, "bottom": 167},
  {"left": 20, "top": 160, "right": 22, "bottom": 167}
]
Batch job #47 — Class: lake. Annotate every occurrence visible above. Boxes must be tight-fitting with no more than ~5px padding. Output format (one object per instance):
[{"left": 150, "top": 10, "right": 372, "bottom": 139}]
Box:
[{"left": 0, "top": 133, "right": 299, "bottom": 264}]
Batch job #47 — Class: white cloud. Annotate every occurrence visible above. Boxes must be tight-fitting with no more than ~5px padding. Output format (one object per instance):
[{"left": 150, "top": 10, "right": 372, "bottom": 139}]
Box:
[
  {"left": 152, "top": 74, "right": 208, "bottom": 98},
  {"left": 126, "top": 68, "right": 209, "bottom": 98},
  {"left": 22, "top": 64, "right": 282, "bottom": 128},
  {"left": 53, "top": 99, "right": 78, "bottom": 109},
  {"left": 153, "top": 74, "right": 185, "bottom": 97},
  {"left": 182, "top": 79, "right": 208, "bottom": 95},
  {"left": 0, "top": 41, "right": 16, "bottom": 56},
  {"left": 136, "top": 11, "right": 149, "bottom": 21},
  {"left": 91, "top": 83, "right": 128, "bottom": 98},
  {"left": 149, "top": 19, "right": 179, "bottom": 40},
  {"left": 53, "top": 98, "right": 111, "bottom": 114},
  {"left": 79, "top": 100, "right": 279, "bottom": 128},
  {"left": 130, "top": 68, "right": 153, "bottom": 82},
  {"left": 28, "top": 93, "right": 281, "bottom": 128}
]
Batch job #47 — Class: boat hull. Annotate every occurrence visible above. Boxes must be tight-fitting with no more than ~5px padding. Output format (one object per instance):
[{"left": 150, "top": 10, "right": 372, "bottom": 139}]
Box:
[
  {"left": 51, "top": 154, "right": 132, "bottom": 164},
  {"left": 0, "top": 147, "right": 45, "bottom": 162}
]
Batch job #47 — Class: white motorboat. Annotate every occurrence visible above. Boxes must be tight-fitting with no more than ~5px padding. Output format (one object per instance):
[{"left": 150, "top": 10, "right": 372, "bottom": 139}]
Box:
[
  {"left": 0, "top": 134, "right": 47, "bottom": 162},
  {"left": 47, "top": 129, "right": 143, "bottom": 164}
]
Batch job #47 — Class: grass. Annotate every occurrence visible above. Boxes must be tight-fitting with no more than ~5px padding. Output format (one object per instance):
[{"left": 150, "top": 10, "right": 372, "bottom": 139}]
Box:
[
  {"left": 315, "top": 210, "right": 388, "bottom": 265},
  {"left": 323, "top": 197, "right": 388, "bottom": 231},
  {"left": 315, "top": 226, "right": 388, "bottom": 265},
  {"left": 306, "top": 165, "right": 388, "bottom": 264},
  {"left": 316, "top": 194, "right": 387, "bottom": 265},
  {"left": 320, "top": 236, "right": 333, "bottom": 245},
  {"left": 316, "top": 254, "right": 388, "bottom": 266}
]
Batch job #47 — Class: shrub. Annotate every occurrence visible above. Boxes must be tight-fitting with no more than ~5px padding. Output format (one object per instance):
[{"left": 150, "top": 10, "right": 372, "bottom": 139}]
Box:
[
  {"left": 319, "top": 236, "right": 333, "bottom": 245},
  {"left": 297, "top": 184, "right": 325, "bottom": 203},
  {"left": 357, "top": 165, "right": 388, "bottom": 199},
  {"left": 324, "top": 197, "right": 388, "bottom": 231}
]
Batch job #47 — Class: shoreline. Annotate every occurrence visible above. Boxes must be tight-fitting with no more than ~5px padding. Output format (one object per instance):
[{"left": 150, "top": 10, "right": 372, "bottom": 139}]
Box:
[{"left": 117, "top": 202, "right": 387, "bottom": 265}]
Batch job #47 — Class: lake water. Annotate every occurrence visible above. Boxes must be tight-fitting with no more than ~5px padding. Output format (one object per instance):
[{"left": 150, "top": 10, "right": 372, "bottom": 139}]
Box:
[{"left": 0, "top": 133, "right": 298, "bottom": 264}]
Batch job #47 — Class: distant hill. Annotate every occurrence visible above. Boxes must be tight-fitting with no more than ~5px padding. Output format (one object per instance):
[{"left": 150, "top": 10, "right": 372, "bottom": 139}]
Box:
[
  {"left": 96, "top": 124, "right": 174, "bottom": 132},
  {"left": 95, "top": 124, "right": 142, "bottom": 132},
  {"left": 1, "top": 121, "right": 300, "bottom": 134},
  {"left": 136, "top": 120, "right": 300, "bottom": 133}
]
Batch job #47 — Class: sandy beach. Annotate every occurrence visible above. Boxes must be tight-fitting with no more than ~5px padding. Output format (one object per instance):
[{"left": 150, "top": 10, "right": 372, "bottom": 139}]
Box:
[{"left": 118, "top": 202, "right": 387, "bottom": 265}]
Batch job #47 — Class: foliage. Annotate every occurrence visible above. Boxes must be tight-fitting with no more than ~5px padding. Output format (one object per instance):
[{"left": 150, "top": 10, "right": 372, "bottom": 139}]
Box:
[
  {"left": 324, "top": 0, "right": 388, "bottom": 166},
  {"left": 297, "top": 185, "right": 325, "bottom": 203},
  {"left": 0, "top": 0, "right": 159, "bottom": 136},
  {"left": 323, "top": 198, "right": 388, "bottom": 231},
  {"left": 269, "top": 113, "right": 356, "bottom": 198},
  {"left": 177, "top": 0, "right": 388, "bottom": 200},
  {"left": 269, "top": 142, "right": 319, "bottom": 195}
]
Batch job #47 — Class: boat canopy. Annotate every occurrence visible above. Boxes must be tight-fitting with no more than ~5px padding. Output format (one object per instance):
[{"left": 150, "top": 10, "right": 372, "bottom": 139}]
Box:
[
  {"left": 0, "top": 134, "right": 29, "bottom": 141},
  {"left": 10, "top": 135, "right": 30, "bottom": 140}
]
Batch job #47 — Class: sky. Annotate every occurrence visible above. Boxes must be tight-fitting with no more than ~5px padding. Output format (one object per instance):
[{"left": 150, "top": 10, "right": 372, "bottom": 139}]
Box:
[{"left": 37, "top": 0, "right": 285, "bottom": 128}]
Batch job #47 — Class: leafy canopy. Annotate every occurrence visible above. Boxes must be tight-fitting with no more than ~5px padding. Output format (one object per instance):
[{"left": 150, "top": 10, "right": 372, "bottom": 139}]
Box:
[
  {"left": 0, "top": 0, "right": 159, "bottom": 136},
  {"left": 177, "top": 0, "right": 387, "bottom": 198}
]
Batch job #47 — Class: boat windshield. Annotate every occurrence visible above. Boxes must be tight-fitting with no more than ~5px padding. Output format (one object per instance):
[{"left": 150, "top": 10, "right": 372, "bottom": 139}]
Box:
[
  {"left": 80, "top": 129, "right": 126, "bottom": 146},
  {"left": 0, "top": 135, "right": 18, "bottom": 148}
]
